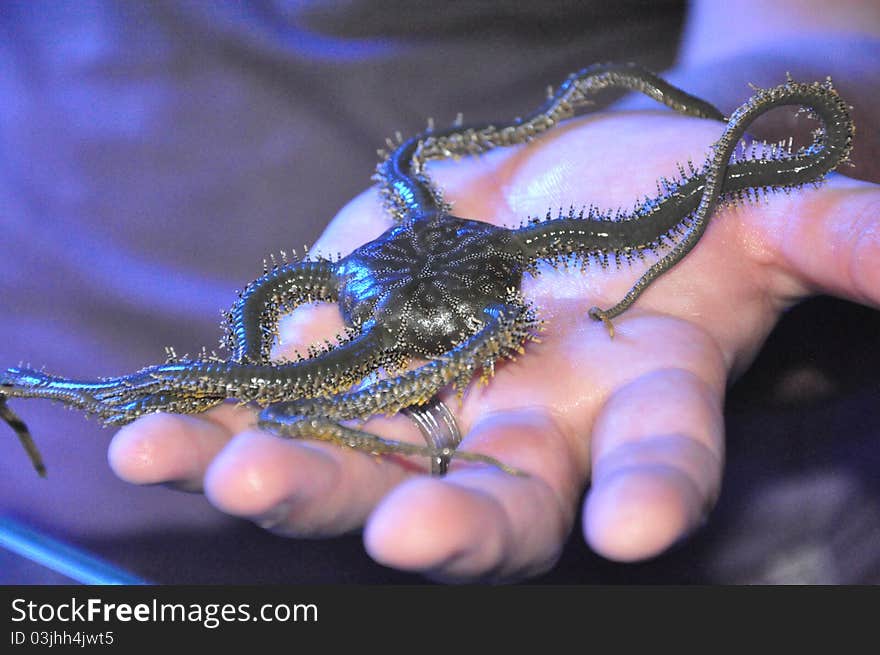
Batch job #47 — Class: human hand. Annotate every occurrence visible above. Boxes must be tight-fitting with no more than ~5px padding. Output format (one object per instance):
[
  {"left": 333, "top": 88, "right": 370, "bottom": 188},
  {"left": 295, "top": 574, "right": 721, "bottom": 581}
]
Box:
[{"left": 108, "top": 106, "right": 880, "bottom": 582}]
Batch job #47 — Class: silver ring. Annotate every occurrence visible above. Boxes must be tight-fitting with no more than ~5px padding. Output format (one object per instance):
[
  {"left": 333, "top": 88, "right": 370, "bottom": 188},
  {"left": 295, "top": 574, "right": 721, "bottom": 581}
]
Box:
[{"left": 402, "top": 396, "right": 462, "bottom": 476}]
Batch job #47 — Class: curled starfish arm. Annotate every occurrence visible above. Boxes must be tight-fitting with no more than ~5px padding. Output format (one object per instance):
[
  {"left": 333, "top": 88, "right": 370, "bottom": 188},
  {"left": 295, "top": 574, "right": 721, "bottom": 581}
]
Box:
[
  {"left": 588, "top": 79, "right": 854, "bottom": 328},
  {"left": 509, "top": 78, "right": 854, "bottom": 339},
  {"left": 85, "top": 257, "right": 345, "bottom": 427},
  {"left": 227, "top": 258, "right": 340, "bottom": 363}
]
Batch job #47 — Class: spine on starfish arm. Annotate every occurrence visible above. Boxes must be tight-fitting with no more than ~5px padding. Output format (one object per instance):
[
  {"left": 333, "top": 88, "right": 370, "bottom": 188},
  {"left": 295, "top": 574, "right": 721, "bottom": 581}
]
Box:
[{"left": 514, "top": 78, "right": 854, "bottom": 270}]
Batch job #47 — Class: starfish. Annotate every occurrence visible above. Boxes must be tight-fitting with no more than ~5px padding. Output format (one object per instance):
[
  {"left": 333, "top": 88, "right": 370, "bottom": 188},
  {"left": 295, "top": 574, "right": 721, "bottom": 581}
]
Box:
[{"left": 0, "top": 63, "right": 854, "bottom": 477}]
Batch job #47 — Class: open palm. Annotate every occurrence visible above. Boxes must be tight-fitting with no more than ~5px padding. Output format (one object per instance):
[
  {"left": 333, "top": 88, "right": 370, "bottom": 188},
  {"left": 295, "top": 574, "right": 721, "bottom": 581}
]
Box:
[{"left": 108, "top": 105, "right": 880, "bottom": 582}]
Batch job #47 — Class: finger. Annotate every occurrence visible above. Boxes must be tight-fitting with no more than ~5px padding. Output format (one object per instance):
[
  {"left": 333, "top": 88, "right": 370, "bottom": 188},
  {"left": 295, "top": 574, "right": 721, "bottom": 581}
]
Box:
[
  {"left": 108, "top": 406, "right": 248, "bottom": 492},
  {"left": 203, "top": 413, "right": 422, "bottom": 537},
  {"left": 365, "top": 407, "right": 584, "bottom": 582},
  {"left": 760, "top": 176, "right": 880, "bottom": 306},
  {"left": 584, "top": 367, "right": 725, "bottom": 561}
]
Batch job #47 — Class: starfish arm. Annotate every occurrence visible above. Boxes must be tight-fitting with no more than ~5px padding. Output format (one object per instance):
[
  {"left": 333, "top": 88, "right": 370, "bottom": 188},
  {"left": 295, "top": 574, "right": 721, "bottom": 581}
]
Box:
[
  {"left": 374, "top": 62, "right": 724, "bottom": 225},
  {"left": 258, "top": 416, "right": 522, "bottom": 475},
  {"left": 509, "top": 79, "right": 853, "bottom": 331},
  {"left": 415, "top": 62, "right": 724, "bottom": 163},
  {"left": 373, "top": 136, "right": 451, "bottom": 223},
  {"left": 256, "top": 303, "right": 539, "bottom": 473},
  {"left": 129, "top": 325, "right": 398, "bottom": 408},
  {"left": 0, "top": 324, "right": 397, "bottom": 467}
]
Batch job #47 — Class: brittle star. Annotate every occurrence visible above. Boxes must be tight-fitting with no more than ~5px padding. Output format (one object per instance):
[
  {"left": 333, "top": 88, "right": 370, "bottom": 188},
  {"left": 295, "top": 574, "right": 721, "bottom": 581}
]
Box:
[{"left": 0, "top": 63, "right": 854, "bottom": 477}]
